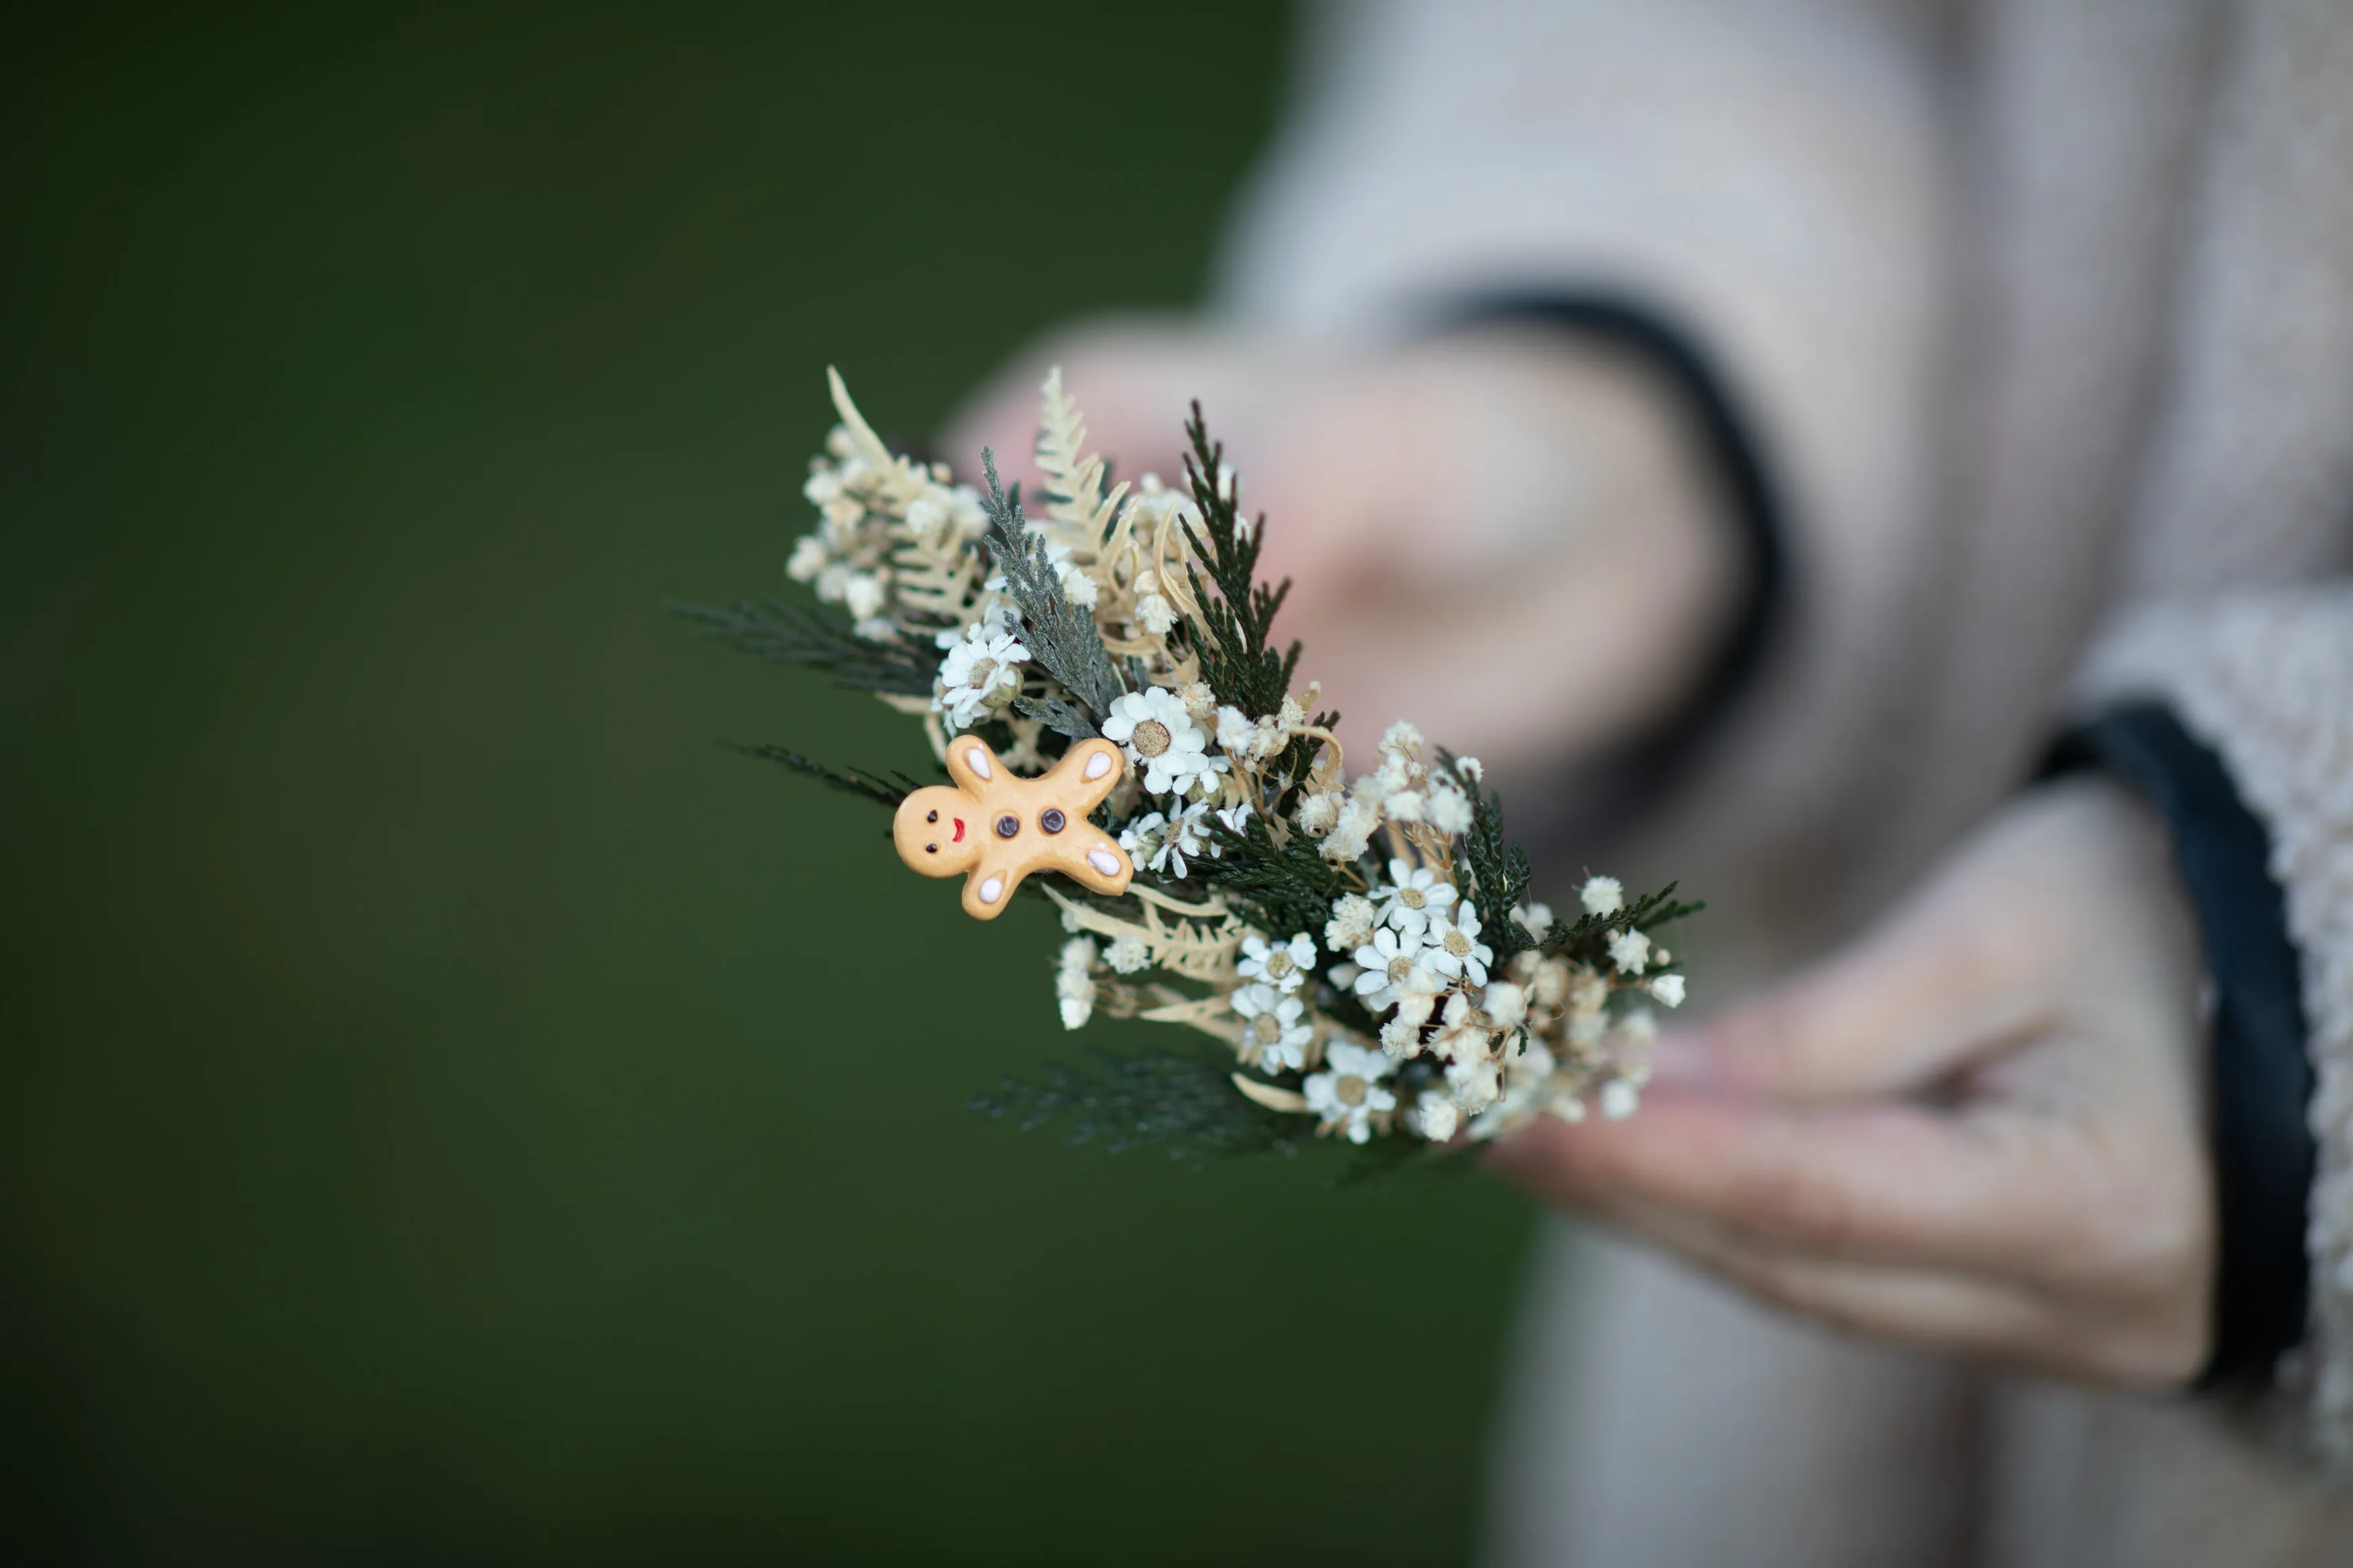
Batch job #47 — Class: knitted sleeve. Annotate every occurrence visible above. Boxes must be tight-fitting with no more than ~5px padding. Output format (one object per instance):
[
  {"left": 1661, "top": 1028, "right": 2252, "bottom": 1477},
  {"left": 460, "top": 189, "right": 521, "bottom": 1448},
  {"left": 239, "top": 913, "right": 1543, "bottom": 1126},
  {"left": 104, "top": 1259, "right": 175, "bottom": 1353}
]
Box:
[{"left": 2079, "top": 585, "right": 2353, "bottom": 1469}]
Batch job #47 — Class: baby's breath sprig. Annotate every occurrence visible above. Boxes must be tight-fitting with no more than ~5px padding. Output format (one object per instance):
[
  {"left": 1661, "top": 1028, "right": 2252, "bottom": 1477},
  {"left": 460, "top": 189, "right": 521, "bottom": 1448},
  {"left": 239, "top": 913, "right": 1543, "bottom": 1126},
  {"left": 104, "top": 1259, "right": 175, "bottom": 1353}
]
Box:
[{"left": 682, "top": 367, "right": 1702, "bottom": 1165}]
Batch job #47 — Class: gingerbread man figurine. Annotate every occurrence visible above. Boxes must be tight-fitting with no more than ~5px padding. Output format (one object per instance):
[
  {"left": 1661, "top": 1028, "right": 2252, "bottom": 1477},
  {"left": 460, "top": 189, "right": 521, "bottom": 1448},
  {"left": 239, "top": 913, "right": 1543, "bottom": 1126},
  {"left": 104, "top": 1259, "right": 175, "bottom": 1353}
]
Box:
[{"left": 892, "top": 735, "right": 1134, "bottom": 919}]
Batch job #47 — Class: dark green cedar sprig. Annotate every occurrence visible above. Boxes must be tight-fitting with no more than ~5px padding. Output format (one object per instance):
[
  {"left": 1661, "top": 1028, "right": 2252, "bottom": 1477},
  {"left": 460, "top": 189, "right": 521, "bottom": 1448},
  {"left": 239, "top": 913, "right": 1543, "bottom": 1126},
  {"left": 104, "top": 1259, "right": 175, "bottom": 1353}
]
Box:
[
  {"left": 1542, "top": 882, "right": 1705, "bottom": 973},
  {"left": 723, "top": 743, "right": 925, "bottom": 809},
  {"left": 978, "top": 448, "right": 1125, "bottom": 723},
  {"left": 1176, "top": 403, "right": 1301, "bottom": 719},
  {"left": 668, "top": 597, "right": 937, "bottom": 695},
  {"left": 1199, "top": 808, "right": 1353, "bottom": 947},
  {"left": 1443, "top": 752, "right": 1536, "bottom": 960},
  {"left": 969, "top": 1042, "right": 1304, "bottom": 1166}
]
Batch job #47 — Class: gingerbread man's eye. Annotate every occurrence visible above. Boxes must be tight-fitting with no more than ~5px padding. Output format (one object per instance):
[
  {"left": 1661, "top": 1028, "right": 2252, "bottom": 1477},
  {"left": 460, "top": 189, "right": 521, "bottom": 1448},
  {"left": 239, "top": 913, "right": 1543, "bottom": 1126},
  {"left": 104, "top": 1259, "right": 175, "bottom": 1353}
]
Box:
[
  {"left": 925, "top": 843, "right": 937, "bottom": 854},
  {"left": 995, "top": 814, "right": 1020, "bottom": 839},
  {"left": 926, "top": 810, "right": 939, "bottom": 823},
  {"left": 1039, "top": 808, "right": 1066, "bottom": 833}
]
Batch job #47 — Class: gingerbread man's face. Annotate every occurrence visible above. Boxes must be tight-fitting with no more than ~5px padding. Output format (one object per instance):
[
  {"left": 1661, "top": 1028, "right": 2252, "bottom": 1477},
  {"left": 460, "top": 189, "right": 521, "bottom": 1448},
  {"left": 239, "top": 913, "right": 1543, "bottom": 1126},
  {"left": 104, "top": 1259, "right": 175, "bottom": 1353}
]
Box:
[{"left": 891, "top": 735, "right": 1134, "bottom": 919}]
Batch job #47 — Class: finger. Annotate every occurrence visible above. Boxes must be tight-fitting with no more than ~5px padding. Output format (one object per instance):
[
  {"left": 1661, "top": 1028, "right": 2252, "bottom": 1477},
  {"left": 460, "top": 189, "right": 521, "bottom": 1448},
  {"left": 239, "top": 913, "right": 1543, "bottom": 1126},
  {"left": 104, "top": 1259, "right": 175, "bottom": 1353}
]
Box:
[
  {"left": 1595, "top": 1196, "right": 2059, "bottom": 1360},
  {"left": 1486, "top": 1091, "right": 2069, "bottom": 1274},
  {"left": 1654, "top": 890, "right": 2055, "bottom": 1103}
]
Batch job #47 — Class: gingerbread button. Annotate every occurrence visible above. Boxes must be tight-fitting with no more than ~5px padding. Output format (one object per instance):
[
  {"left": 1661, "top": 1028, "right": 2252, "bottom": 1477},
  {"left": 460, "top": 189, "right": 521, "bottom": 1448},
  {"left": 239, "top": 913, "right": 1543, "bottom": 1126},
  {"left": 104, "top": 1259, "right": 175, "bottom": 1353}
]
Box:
[{"left": 892, "top": 735, "right": 1134, "bottom": 919}]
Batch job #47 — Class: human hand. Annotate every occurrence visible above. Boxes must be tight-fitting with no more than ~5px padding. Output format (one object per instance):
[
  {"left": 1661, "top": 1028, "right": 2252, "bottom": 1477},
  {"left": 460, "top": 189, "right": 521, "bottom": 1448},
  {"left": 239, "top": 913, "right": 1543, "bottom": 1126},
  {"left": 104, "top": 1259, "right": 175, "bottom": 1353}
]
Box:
[
  {"left": 1489, "top": 778, "right": 2218, "bottom": 1387},
  {"left": 941, "top": 319, "right": 1739, "bottom": 778}
]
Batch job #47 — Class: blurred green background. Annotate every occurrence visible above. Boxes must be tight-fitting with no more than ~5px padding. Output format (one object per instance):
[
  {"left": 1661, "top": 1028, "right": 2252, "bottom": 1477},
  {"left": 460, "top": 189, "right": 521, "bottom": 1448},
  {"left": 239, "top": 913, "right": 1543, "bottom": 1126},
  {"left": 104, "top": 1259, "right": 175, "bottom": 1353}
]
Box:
[{"left": 3, "top": 5, "right": 1539, "bottom": 1560}]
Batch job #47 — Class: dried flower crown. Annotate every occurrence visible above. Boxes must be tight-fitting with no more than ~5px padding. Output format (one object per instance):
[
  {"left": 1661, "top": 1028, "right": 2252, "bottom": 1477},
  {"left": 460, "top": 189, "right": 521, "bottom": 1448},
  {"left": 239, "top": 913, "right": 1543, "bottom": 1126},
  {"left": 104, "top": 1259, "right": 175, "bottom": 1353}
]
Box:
[{"left": 678, "top": 368, "right": 1696, "bottom": 1168}]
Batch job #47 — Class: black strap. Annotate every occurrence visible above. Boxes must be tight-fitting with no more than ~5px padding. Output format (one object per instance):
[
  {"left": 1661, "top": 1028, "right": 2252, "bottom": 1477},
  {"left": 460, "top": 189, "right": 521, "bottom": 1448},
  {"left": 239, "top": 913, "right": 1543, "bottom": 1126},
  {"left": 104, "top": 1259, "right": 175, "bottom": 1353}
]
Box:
[{"left": 2043, "top": 704, "right": 2315, "bottom": 1387}]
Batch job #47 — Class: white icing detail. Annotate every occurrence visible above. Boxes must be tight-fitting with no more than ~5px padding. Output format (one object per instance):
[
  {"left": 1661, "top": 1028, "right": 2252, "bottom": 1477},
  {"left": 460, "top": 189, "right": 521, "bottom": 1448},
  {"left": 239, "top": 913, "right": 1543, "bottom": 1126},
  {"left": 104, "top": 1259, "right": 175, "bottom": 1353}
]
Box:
[
  {"left": 978, "top": 876, "right": 1004, "bottom": 904},
  {"left": 1088, "top": 849, "right": 1120, "bottom": 876},
  {"left": 1083, "top": 751, "right": 1112, "bottom": 780},
  {"left": 965, "top": 747, "right": 992, "bottom": 780}
]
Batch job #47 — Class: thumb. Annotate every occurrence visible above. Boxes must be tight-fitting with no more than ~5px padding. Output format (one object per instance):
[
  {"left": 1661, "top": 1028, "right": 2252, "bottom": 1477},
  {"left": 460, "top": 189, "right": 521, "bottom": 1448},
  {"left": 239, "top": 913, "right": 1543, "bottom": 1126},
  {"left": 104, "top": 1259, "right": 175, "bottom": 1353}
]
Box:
[{"left": 1655, "top": 891, "right": 2051, "bottom": 1103}]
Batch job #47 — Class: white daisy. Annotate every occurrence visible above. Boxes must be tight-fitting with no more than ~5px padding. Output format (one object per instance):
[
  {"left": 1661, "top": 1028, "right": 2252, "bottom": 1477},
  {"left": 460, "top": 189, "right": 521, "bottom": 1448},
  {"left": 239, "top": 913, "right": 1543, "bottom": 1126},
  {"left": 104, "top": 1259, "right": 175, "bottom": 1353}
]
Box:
[
  {"left": 1373, "top": 859, "right": 1458, "bottom": 938},
  {"left": 1232, "top": 983, "right": 1313, "bottom": 1074},
  {"left": 1122, "top": 801, "right": 1211, "bottom": 878},
  {"left": 934, "top": 627, "right": 1029, "bottom": 731},
  {"left": 1423, "top": 907, "right": 1493, "bottom": 987},
  {"left": 1305, "top": 1042, "right": 1396, "bottom": 1145},
  {"left": 1238, "top": 931, "right": 1316, "bottom": 993},
  {"left": 1101, "top": 686, "right": 1216, "bottom": 796},
  {"left": 1352, "top": 925, "right": 1433, "bottom": 1012}
]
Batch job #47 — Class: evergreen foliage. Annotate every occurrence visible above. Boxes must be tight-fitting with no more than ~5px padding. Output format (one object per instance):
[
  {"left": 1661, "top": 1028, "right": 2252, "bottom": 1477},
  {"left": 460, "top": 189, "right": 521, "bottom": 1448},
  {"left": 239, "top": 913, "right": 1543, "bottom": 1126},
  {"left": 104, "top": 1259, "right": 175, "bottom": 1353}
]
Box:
[
  {"left": 1201, "top": 807, "right": 1351, "bottom": 944},
  {"left": 1448, "top": 757, "right": 1536, "bottom": 960},
  {"left": 1542, "top": 882, "right": 1705, "bottom": 973},
  {"left": 724, "top": 744, "right": 922, "bottom": 810},
  {"left": 667, "top": 597, "right": 934, "bottom": 695},
  {"left": 978, "top": 449, "right": 1125, "bottom": 722},
  {"left": 1176, "top": 403, "right": 1300, "bottom": 719},
  {"left": 969, "top": 1043, "right": 1304, "bottom": 1166}
]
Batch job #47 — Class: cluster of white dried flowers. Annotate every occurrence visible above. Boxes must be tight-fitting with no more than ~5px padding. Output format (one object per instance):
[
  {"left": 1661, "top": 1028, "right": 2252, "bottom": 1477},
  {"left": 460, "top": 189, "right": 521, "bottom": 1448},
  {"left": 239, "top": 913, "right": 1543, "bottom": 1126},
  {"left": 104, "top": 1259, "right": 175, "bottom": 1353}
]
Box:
[{"left": 777, "top": 368, "right": 1687, "bottom": 1153}]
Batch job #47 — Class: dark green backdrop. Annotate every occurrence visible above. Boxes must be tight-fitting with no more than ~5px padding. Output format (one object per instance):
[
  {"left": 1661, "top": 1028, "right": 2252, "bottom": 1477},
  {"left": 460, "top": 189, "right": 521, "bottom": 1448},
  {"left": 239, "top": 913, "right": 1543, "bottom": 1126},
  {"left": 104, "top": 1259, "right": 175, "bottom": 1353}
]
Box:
[{"left": 4, "top": 6, "right": 1539, "bottom": 1560}]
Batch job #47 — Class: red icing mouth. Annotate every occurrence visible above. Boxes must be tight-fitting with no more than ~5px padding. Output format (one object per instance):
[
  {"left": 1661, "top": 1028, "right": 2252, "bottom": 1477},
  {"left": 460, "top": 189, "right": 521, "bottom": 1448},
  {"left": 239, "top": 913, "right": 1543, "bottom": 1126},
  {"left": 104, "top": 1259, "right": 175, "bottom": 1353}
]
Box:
[{"left": 952, "top": 817, "right": 965, "bottom": 843}]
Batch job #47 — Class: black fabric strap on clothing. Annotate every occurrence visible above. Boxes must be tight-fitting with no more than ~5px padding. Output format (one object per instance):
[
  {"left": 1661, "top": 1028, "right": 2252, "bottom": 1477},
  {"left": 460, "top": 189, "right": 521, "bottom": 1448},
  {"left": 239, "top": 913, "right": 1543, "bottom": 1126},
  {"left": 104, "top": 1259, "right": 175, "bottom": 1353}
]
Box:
[
  {"left": 1432, "top": 294, "right": 1788, "bottom": 814},
  {"left": 2043, "top": 704, "right": 2316, "bottom": 1388}
]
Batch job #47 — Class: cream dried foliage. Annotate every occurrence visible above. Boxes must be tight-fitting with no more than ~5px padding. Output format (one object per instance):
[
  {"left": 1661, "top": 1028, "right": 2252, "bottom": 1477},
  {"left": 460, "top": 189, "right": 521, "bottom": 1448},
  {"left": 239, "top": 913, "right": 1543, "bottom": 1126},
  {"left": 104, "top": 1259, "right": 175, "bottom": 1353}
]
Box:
[
  {"left": 1045, "top": 882, "right": 1246, "bottom": 984},
  {"left": 826, "top": 368, "right": 988, "bottom": 630}
]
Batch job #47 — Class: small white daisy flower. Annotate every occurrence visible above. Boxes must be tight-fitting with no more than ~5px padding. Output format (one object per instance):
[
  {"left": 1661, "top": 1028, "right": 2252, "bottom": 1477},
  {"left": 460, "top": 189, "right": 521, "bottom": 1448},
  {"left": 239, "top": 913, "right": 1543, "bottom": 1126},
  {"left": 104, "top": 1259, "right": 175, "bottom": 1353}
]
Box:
[
  {"left": 1581, "top": 875, "right": 1624, "bottom": 916},
  {"left": 1101, "top": 686, "right": 1215, "bottom": 796},
  {"left": 1646, "top": 972, "right": 1686, "bottom": 1008},
  {"left": 1608, "top": 927, "right": 1651, "bottom": 976},
  {"left": 1415, "top": 1090, "right": 1460, "bottom": 1143},
  {"left": 1238, "top": 931, "right": 1316, "bottom": 993},
  {"left": 1104, "top": 933, "right": 1150, "bottom": 974},
  {"left": 1232, "top": 983, "right": 1313, "bottom": 1074},
  {"left": 1118, "top": 812, "right": 1167, "bottom": 870},
  {"left": 934, "top": 627, "right": 1029, "bottom": 731},
  {"left": 1213, "top": 802, "right": 1254, "bottom": 839},
  {"left": 1423, "top": 907, "right": 1493, "bottom": 987},
  {"left": 1352, "top": 925, "right": 1432, "bottom": 1012},
  {"left": 1323, "top": 894, "right": 1378, "bottom": 955},
  {"left": 1305, "top": 1042, "right": 1396, "bottom": 1145},
  {"left": 1374, "top": 859, "right": 1458, "bottom": 938}
]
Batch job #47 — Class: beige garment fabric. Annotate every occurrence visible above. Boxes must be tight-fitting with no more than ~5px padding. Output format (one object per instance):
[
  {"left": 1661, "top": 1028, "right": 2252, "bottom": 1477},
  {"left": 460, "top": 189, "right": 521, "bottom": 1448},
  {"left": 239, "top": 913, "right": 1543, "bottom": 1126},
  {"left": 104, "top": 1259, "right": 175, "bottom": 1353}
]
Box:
[{"left": 1215, "top": 0, "right": 2353, "bottom": 1561}]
